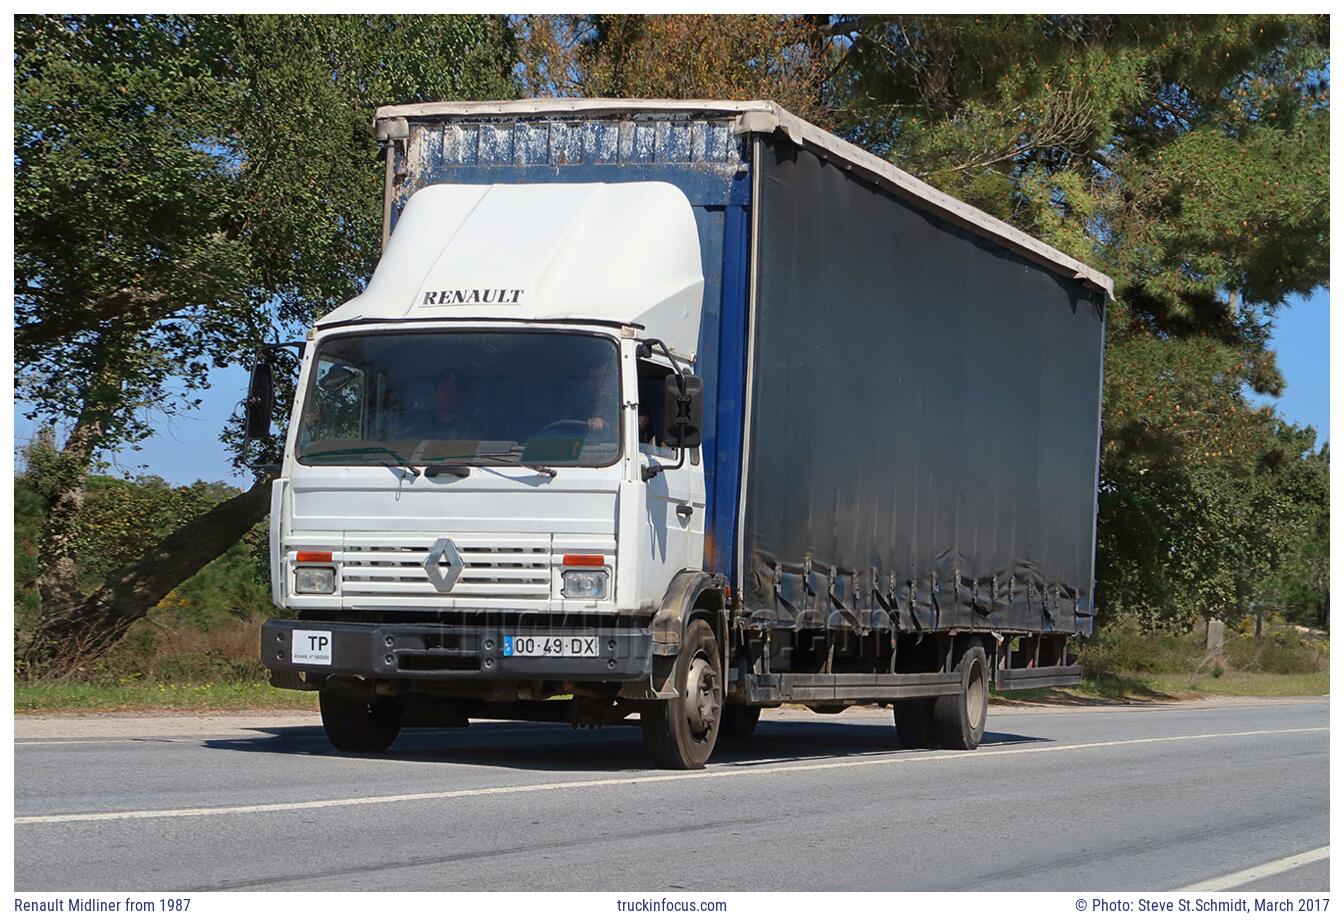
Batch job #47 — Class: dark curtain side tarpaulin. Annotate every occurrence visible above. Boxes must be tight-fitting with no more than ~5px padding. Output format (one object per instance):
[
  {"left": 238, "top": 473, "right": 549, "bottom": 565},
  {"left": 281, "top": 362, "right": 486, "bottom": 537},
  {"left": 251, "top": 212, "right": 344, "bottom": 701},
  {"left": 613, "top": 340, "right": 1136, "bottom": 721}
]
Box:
[{"left": 742, "top": 137, "right": 1105, "bottom": 636}]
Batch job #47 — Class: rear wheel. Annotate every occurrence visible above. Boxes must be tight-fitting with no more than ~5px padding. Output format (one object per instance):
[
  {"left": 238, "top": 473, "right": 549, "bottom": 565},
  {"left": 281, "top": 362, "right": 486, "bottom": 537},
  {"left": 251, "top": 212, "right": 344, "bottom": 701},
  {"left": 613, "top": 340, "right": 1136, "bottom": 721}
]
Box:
[
  {"left": 640, "top": 619, "right": 722, "bottom": 769},
  {"left": 720, "top": 704, "right": 762, "bottom": 739},
  {"left": 319, "top": 689, "right": 401, "bottom": 753},
  {"left": 932, "top": 643, "right": 989, "bottom": 750},
  {"left": 892, "top": 698, "right": 936, "bottom": 748}
]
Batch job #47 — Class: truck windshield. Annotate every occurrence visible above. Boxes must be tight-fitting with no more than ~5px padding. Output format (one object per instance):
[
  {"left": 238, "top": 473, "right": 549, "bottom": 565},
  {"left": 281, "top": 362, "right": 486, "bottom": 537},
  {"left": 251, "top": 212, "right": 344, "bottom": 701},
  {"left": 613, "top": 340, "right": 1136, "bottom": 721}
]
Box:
[{"left": 296, "top": 330, "right": 621, "bottom": 468}]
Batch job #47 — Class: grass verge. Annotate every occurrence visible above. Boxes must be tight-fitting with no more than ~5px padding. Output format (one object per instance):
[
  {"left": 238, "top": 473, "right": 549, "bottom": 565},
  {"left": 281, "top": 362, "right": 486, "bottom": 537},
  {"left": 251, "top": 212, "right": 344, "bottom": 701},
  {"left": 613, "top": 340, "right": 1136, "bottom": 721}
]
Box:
[
  {"left": 14, "top": 680, "right": 317, "bottom": 713},
  {"left": 993, "top": 669, "right": 1329, "bottom": 705}
]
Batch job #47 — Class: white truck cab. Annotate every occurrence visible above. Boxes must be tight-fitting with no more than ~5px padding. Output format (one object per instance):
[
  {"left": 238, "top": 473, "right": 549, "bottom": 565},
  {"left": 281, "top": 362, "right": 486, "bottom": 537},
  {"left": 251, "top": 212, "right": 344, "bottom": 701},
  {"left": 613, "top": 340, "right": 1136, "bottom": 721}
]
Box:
[{"left": 255, "top": 181, "right": 719, "bottom": 765}]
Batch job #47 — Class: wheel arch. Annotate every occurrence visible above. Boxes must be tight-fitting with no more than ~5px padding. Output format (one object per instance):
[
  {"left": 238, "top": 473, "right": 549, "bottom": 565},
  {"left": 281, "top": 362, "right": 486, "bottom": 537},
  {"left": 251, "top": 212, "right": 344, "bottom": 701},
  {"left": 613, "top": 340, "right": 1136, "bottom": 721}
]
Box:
[{"left": 650, "top": 570, "right": 726, "bottom": 656}]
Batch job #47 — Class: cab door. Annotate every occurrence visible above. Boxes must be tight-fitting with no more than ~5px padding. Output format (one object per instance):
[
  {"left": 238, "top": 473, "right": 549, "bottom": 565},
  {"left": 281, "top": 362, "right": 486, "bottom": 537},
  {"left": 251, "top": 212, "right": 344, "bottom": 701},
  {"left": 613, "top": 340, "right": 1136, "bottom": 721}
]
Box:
[{"left": 632, "top": 356, "right": 706, "bottom": 606}]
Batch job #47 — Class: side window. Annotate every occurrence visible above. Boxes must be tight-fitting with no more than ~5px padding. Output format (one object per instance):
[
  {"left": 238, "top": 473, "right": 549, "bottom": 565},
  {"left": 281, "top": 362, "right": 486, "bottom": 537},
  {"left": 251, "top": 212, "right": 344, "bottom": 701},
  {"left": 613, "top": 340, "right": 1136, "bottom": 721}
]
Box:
[{"left": 636, "top": 359, "right": 676, "bottom": 458}]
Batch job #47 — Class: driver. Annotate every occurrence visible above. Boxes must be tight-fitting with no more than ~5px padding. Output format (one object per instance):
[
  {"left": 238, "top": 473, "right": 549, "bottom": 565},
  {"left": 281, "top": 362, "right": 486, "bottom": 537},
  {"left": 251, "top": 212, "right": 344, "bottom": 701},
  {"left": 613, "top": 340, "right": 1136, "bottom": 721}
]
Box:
[{"left": 580, "top": 360, "right": 619, "bottom": 442}]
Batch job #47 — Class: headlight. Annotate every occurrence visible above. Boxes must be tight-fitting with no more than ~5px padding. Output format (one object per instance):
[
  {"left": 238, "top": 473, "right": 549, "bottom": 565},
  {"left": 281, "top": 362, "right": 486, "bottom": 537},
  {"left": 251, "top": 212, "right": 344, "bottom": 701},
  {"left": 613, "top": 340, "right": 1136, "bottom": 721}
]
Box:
[
  {"left": 562, "top": 569, "right": 608, "bottom": 599},
  {"left": 294, "top": 566, "right": 336, "bottom": 595}
]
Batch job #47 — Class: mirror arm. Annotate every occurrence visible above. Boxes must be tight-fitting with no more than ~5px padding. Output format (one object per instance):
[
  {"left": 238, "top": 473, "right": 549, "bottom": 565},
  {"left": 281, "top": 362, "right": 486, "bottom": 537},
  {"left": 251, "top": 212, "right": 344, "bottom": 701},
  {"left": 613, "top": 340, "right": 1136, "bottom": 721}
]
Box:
[
  {"left": 261, "top": 340, "right": 306, "bottom": 357},
  {"left": 637, "top": 338, "right": 686, "bottom": 393},
  {"left": 639, "top": 336, "right": 697, "bottom": 465}
]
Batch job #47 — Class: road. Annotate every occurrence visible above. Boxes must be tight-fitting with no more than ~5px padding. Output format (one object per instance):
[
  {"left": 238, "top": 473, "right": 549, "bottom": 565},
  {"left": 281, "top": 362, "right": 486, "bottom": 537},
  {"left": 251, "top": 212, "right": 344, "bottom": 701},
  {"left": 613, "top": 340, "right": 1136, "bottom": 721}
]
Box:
[{"left": 14, "top": 697, "right": 1329, "bottom": 892}]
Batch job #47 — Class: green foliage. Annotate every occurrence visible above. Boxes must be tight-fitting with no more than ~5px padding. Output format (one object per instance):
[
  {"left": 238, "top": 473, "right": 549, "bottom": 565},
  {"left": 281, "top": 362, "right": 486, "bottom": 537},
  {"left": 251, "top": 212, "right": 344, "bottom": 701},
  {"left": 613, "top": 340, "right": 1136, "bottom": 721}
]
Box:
[
  {"left": 14, "top": 474, "right": 271, "bottom": 648},
  {"left": 15, "top": 14, "right": 516, "bottom": 459},
  {"left": 1097, "top": 334, "right": 1329, "bottom": 626},
  {"left": 71, "top": 477, "right": 242, "bottom": 586},
  {"left": 1081, "top": 617, "right": 1207, "bottom": 675},
  {"left": 1082, "top": 614, "right": 1325, "bottom": 676},
  {"left": 230, "top": 15, "right": 516, "bottom": 329},
  {"left": 1222, "top": 630, "right": 1324, "bottom": 674},
  {"left": 14, "top": 15, "right": 518, "bottom": 662},
  {"left": 15, "top": 16, "right": 252, "bottom": 445}
]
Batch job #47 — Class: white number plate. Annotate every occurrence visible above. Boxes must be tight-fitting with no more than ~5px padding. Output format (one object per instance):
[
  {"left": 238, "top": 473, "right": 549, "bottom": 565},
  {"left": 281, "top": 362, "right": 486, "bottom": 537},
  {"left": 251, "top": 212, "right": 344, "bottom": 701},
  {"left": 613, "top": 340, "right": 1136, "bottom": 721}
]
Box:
[
  {"left": 503, "top": 635, "right": 599, "bottom": 658},
  {"left": 292, "top": 630, "right": 333, "bottom": 665}
]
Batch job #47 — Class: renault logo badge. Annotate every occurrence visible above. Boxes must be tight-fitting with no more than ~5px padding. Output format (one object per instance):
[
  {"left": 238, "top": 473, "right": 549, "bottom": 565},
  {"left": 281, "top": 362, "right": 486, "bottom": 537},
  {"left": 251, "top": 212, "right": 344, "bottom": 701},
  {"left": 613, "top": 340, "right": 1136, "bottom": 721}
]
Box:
[{"left": 423, "top": 537, "right": 464, "bottom": 593}]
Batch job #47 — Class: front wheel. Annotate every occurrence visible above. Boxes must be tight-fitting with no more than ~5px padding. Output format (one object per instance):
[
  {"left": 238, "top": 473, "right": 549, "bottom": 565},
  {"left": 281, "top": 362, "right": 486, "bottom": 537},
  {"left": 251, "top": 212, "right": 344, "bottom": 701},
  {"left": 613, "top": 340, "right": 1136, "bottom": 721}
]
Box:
[
  {"left": 319, "top": 689, "right": 401, "bottom": 753},
  {"left": 640, "top": 620, "right": 722, "bottom": 769}
]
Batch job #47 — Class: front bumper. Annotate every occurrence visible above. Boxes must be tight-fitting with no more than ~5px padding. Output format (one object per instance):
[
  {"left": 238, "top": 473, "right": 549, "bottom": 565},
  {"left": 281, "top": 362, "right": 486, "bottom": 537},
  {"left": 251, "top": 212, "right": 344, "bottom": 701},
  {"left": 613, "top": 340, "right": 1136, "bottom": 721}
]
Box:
[{"left": 262, "top": 618, "right": 653, "bottom": 682}]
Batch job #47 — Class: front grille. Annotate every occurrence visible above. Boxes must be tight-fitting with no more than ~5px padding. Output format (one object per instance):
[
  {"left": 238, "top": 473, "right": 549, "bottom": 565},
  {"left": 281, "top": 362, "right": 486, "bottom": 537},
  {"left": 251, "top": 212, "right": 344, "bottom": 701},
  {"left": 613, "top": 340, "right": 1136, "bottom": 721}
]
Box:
[{"left": 339, "top": 536, "right": 552, "bottom": 600}]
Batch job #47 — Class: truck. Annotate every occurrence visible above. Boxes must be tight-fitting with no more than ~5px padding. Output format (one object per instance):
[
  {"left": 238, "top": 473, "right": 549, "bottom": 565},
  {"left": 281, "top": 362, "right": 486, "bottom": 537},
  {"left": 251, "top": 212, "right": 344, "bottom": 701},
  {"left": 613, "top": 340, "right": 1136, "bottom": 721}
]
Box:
[{"left": 247, "top": 99, "right": 1110, "bottom": 769}]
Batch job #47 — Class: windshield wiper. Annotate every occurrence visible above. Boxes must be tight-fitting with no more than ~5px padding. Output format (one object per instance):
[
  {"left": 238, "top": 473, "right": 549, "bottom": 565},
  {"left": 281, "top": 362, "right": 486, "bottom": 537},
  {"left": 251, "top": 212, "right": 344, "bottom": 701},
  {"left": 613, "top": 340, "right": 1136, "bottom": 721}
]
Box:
[
  {"left": 465, "top": 448, "right": 557, "bottom": 479},
  {"left": 302, "top": 445, "right": 420, "bottom": 479},
  {"left": 416, "top": 446, "right": 556, "bottom": 478}
]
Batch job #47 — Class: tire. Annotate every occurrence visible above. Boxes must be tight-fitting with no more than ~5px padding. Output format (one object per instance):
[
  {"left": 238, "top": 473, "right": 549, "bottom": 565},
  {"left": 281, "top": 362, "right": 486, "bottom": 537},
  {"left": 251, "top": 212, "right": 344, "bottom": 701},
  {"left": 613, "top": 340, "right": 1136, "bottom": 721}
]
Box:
[
  {"left": 319, "top": 689, "right": 401, "bottom": 753},
  {"left": 640, "top": 619, "right": 723, "bottom": 769},
  {"left": 932, "top": 642, "right": 989, "bottom": 750},
  {"left": 892, "top": 698, "right": 936, "bottom": 748},
  {"left": 720, "top": 704, "right": 762, "bottom": 739}
]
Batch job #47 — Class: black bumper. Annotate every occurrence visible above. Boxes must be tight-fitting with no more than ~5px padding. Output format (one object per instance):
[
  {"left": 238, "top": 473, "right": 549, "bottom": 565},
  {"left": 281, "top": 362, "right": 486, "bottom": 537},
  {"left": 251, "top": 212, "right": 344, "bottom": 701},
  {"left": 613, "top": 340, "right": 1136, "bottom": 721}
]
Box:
[{"left": 262, "top": 618, "right": 653, "bottom": 682}]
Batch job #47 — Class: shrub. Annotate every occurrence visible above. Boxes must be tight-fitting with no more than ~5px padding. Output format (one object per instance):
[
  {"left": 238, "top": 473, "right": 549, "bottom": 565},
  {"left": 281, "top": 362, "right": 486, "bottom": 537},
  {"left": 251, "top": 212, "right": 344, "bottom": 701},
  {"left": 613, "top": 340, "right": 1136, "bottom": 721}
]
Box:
[
  {"left": 1081, "top": 616, "right": 1206, "bottom": 675},
  {"left": 1222, "top": 630, "right": 1324, "bottom": 674}
]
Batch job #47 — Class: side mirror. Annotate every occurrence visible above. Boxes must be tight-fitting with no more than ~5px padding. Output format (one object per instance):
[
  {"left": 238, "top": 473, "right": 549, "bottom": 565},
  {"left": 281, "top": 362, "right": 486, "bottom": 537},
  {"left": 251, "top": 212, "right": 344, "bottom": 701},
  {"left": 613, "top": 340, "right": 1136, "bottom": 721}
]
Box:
[
  {"left": 244, "top": 360, "right": 274, "bottom": 439},
  {"left": 663, "top": 374, "right": 704, "bottom": 449}
]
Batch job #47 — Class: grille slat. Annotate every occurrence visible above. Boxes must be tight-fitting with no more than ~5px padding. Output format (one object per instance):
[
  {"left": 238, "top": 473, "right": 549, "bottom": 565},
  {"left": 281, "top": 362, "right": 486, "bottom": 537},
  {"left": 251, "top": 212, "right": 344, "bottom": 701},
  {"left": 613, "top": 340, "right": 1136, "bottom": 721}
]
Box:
[
  {"left": 337, "top": 536, "right": 554, "bottom": 600},
  {"left": 342, "top": 582, "right": 550, "bottom": 596}
]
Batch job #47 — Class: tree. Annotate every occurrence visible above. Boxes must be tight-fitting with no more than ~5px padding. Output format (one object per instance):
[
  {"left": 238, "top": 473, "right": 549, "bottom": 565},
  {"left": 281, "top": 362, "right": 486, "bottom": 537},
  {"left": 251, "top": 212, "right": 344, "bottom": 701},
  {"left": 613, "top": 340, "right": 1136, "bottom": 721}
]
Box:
[
  {"left": 516, "top": 15, "right": 836, "bottom": 123},
  {"left": 830, "top": 15, "right": 1329, "bottom": 628},
  {"left": 16, "top": 16, "right": 251, "bottom": 630},
  {"left": 16, "top": 15, "right": 516, "bottom": 676}
]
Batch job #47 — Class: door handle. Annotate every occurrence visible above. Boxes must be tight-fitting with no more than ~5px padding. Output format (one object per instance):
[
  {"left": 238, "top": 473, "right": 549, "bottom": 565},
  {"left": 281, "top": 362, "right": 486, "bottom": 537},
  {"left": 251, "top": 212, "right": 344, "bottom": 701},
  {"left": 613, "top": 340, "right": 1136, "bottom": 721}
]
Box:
[{"left": 676, "top": 503, "right": 693, "bottom": 518}]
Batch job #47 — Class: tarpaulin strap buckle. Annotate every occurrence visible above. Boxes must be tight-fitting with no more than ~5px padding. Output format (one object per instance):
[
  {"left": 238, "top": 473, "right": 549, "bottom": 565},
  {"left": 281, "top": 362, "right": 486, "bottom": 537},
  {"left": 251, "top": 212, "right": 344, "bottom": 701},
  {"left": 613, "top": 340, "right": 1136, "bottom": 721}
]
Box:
[
  {"left": 871, "top": 568, "right": 898, "bottom": 632},
  {"left": 822, "top": 574, "right": 865, "bottom": 631},
  {"left": 772, "top": 562, "right": 801, "bottom": 621},
  {"left": 908, "top": 580, "right": 925, "bottom": 642},
  {"left": 928, "top": 573, "right": 941, "bottom": 630},
  {"left": 826, "top": 566, "right": 865, "bottom": 634}
]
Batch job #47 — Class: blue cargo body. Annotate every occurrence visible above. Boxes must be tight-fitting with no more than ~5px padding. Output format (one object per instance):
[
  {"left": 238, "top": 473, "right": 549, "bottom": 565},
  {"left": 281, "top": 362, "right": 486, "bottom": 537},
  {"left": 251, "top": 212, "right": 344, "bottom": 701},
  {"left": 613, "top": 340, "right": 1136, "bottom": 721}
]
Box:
[{"left": 375, "top": 100, "right": 1109, "bottom": 641}]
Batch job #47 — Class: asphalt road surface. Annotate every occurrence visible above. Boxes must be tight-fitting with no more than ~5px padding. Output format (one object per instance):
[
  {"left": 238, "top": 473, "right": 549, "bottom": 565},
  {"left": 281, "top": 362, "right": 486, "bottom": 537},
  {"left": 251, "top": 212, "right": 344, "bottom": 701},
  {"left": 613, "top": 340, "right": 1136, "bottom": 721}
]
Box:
[{"left": 14, "top": 697, "right": 1328, "bottom": 892}]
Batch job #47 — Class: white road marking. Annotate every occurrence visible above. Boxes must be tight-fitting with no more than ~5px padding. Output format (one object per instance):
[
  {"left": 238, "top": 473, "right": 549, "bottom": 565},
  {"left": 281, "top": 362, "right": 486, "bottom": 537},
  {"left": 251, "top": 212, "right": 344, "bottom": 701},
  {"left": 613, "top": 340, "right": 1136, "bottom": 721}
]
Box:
[
  {"left": 15, "top": 739, "right": 157, "bottom": 746},
  {"left": 1178, "top": 846, "right": 1330, "bottom": 891},
  {"left": 14, "top": 726, "right": 1325, "bottom": 827}
]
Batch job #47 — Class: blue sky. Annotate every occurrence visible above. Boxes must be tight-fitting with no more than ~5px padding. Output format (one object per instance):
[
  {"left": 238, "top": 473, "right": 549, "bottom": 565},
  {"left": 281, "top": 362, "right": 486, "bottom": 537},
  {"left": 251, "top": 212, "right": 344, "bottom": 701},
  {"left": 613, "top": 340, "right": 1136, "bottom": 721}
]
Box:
[
  {"left": 1246, "top": 287, "right": 1330, "bottom": 450},
  {"left": 12, "top": 288, "right": 1331, "bottom": 486}
]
